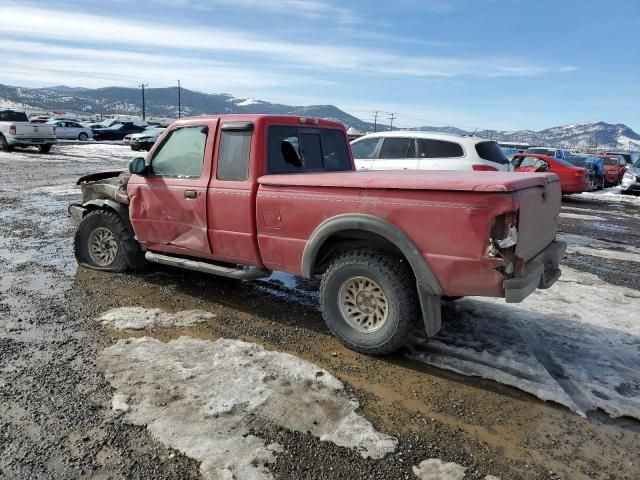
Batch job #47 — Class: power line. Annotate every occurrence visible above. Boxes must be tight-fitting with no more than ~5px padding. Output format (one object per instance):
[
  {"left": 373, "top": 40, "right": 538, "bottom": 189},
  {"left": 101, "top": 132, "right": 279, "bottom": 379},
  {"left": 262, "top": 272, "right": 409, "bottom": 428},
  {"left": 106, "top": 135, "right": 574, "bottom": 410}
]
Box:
[
  {"left": 373, "top": 110, "right": 381, "bottom": 132},
  {"left": 388, "top": 113, "right": 397, "bottom": 131},
  {"left": 177, "top": 80, "right": 182, "bottom": 119},
  {"left": 139, "top": 83, "right": 148, "bottom": 120}
]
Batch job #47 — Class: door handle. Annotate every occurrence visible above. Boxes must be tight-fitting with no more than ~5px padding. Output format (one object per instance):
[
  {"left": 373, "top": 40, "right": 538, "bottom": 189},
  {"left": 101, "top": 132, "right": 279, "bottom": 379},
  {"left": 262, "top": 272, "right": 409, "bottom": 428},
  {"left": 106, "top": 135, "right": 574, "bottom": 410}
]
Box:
[{"left": 184, "top": 190, "right": 198, "bottom": 199}]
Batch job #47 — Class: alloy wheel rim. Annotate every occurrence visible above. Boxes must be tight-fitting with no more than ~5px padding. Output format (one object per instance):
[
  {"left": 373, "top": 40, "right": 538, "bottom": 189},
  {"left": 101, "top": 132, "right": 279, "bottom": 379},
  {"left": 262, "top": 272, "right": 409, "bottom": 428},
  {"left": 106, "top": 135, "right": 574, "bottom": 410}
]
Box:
[
  {"left": 338, "top": 276, "right": 389, "bottom": 333},
  {"left": 88, "top": 227, "right": 118, "bottom": 266}
]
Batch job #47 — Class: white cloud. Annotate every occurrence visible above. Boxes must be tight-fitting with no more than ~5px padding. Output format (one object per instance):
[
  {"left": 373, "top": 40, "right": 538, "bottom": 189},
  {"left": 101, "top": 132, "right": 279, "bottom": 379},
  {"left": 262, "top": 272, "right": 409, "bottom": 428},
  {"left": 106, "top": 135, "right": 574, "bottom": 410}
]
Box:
[{"left": 0, "top": 4, "right": 575, "bottom": 80}]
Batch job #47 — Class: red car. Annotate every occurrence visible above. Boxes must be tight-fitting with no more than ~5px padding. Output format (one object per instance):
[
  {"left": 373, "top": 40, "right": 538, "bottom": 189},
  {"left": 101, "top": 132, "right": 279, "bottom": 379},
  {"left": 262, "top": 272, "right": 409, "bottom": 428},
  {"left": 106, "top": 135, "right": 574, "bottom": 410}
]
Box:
[
  {"left": 512, "top": 153, "right": 591, "bottom": 194},
  {"left": 69, "top": 115, "right": 566, "bottom": 355},
  {"left": 595, "top": 154, "right": 627, "bottom": 186}
]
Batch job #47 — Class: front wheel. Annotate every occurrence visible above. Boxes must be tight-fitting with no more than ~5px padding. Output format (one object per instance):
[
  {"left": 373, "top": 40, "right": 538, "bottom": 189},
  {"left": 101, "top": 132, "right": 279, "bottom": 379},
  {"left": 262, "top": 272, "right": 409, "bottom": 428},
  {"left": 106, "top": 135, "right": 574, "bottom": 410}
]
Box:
[
  {"left": 320, "top": 249, "right": 419, "bottom": 355},
  {"left": 78, "top": 133, "right": 89, "bottom": 141},
  {"left": 74, "top": 210, "right": 142, "bottom": 272}
]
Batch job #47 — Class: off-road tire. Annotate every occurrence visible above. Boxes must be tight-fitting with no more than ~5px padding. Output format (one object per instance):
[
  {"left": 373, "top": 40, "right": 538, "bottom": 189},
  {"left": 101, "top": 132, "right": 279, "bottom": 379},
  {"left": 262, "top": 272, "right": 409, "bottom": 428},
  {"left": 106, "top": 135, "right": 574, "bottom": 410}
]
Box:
[
  {"left": 0, "top": 135, "right": 13, "bottom": 152},
  {"left": 38, "top": 144, "right": 52, "bottom": 153},
  {"left": 320, "top": 248, "right": 419, "bottom": 355},
  {"left": 78, "top": 133, "right": 89, "bottom": 141},
  {"left": 74, "top": 210, "right": 138, "bottom": 272}
]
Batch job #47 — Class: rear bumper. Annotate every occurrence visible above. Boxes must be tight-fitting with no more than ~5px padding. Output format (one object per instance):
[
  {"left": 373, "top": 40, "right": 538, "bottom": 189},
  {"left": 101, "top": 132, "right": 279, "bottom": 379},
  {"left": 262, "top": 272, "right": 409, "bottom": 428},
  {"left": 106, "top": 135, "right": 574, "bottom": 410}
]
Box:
[
  {"left": 8, "top": 137, "right": 57, "bottom": 146},
  {"left": 503, "top": 240, "right": 566, "bottom": 303}
]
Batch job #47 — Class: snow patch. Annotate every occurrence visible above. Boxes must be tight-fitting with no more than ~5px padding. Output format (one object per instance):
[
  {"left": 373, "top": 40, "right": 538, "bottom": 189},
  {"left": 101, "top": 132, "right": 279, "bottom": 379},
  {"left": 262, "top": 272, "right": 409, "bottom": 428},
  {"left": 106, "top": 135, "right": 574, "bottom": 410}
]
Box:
[
  {"left": 99, "top": 307, "right": 216, "bottom": 330},
  {"left": 410, "top": 267, "right": 640, "bottom": 419},
  {"left": 98, "top": 334, "right": 397, "bottom": 480},
  {"left": 413, "top": 459, "right": 466, "bottom": 480},
  {"left": 576, "top": 187, "right": 640, "bottom": 204}
]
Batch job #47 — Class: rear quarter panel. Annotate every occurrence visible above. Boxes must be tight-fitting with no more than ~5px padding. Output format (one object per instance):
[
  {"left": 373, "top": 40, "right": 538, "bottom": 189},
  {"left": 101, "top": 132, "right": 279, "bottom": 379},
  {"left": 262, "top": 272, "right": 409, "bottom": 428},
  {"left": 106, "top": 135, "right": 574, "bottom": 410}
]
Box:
[{"left": 256, "top": 185, "right": 518, "bottom": 296}]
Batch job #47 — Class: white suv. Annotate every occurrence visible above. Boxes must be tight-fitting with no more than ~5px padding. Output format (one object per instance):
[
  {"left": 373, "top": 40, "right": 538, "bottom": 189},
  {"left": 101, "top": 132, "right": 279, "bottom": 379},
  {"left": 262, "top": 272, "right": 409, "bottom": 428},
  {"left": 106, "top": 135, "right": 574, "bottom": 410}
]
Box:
[{"left": 350, "top": 131, "right": 511, "bottom": 172}]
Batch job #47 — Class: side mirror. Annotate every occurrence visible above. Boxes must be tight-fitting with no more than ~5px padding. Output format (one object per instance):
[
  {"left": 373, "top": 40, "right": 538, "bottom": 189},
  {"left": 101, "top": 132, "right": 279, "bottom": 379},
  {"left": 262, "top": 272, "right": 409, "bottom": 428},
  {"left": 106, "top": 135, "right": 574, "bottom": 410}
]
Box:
[{"left": 129, "top": 157, "right": 147, "bottom": 175}]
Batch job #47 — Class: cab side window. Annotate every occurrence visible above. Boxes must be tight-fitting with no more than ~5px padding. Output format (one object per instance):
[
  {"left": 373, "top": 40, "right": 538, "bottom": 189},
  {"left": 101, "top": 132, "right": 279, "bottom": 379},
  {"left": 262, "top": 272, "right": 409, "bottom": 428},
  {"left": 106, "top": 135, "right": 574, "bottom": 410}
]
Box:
[
  {"left": 151, "top": 126, "right": 207, "bottom": 178},
  {"left": 351, "top": 137, "right": 380, "bottom": 159},
  {"left": 379, "top": 138, "right": 415, "bottom": 159}
]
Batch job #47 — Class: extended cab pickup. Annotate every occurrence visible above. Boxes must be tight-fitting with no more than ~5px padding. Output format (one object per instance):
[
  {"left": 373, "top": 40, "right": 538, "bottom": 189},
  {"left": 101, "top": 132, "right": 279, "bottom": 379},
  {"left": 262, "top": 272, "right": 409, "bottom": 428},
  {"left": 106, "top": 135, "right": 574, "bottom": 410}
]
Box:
[
  {"left": 69, "top": 115, "right": 566, "bottom": 354},
  {"left": 0, "top": 109, "right": 57, "bottom": 153}
]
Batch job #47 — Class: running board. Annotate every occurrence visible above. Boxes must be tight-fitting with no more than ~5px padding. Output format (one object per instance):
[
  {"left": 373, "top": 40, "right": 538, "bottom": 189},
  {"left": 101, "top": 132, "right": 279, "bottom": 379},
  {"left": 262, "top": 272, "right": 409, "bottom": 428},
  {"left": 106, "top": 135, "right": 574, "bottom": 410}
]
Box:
[{"left": 145, "top": 252, "right": 271, "bottom": 280}]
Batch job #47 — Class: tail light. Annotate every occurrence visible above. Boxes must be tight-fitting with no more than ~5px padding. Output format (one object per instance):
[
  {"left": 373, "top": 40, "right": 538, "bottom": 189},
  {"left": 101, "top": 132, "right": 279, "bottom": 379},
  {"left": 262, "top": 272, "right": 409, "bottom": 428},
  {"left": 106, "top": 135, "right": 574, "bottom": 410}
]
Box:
[
  {"left": 472, "top": 164, "right": 499, "bottom": 171},
  {"left": 574, "top": 170, "right": 587, "bottom": 177},
  {"left": 53, "top": 126, "right": 56, "bottom": 135},
  {"left": 9, "top": 125, "right": 16, "bottom": 135}
]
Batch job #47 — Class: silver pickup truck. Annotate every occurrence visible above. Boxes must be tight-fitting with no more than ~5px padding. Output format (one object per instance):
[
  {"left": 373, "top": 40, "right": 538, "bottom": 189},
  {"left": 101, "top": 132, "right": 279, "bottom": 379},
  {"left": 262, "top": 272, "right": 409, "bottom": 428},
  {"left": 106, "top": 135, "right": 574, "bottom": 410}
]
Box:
[{"left": 0, "top": 109, "right": 57, "bottom": 153}]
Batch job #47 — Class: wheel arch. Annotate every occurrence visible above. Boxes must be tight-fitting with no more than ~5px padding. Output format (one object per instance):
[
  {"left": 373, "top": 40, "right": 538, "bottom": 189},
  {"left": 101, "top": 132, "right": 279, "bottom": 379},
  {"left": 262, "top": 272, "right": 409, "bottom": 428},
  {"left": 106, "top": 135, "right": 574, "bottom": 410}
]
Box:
[{"left": 302, "top": 214, "right": 443, "bottom": 337}]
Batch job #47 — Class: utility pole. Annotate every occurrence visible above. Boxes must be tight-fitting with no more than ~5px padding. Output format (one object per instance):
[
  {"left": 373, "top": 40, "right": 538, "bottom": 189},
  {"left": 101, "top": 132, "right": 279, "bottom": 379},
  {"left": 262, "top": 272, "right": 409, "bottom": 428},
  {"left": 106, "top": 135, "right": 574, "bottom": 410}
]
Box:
[
  {"left": 139, "top": 83, "right": 148, "bottom": 120},
  {"left": 388, "top": 113, "right": 397, "bottom": 131},
  {"left": 178, "top": 79, "right": 181, "bottom": 119},
  {"left": 373, "top": 110, "right": 381, "bottom": 133}
]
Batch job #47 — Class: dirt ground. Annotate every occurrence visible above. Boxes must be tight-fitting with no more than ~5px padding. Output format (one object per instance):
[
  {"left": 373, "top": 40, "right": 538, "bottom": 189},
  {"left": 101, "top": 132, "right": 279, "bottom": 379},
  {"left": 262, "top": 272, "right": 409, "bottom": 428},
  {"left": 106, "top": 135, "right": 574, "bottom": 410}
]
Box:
[{"left": 1, "top": 144, "right": 639, "bottom": 480}]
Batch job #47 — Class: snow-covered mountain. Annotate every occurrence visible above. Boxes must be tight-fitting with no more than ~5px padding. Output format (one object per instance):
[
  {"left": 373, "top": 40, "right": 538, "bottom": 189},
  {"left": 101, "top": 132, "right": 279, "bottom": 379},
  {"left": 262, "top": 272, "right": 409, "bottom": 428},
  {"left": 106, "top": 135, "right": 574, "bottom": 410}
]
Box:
[{"left": 1, "top": 83, "right": 638, "bottom": 150}]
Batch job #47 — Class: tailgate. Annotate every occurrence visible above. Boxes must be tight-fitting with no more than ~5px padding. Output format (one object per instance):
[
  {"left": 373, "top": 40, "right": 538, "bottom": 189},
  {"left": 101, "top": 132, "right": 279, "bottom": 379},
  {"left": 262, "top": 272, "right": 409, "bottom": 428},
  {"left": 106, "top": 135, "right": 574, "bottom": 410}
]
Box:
[
  {"left": 15, "top": 124, "right": 54, "bottom": 139},
  {"left": 515, "top": 175, "right": 562, "bottom": 262}
]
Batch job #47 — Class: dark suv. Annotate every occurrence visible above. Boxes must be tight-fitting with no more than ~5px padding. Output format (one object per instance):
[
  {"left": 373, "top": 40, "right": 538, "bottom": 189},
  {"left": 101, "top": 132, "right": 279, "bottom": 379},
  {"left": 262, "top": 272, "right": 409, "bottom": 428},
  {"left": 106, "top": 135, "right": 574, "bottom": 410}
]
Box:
[{"left": 93, "top": 123, "right": 147, "bottom": 141}]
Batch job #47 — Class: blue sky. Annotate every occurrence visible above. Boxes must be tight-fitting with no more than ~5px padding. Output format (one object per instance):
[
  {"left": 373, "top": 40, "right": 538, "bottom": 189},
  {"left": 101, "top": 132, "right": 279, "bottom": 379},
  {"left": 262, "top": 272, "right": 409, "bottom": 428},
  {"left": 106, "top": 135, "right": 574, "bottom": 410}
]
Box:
[{"left": 1, "top": 0, "right": 638, "bottom": 130}]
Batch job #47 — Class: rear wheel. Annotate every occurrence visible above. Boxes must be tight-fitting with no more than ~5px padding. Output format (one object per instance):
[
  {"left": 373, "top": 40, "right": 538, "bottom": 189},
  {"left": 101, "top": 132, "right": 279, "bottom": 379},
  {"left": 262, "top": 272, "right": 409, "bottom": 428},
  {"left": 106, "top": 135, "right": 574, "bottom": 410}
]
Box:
[
  {"left": 0, "top": 135, "right": 13, "bottom": 152},
  {"left": 74, "top": 210, "right": 141, "bottom": 272},
  {"left": 320, "top": 249, "right": 418, "bottom": 355},
  {"left": 38, "top": 144, "right": 51, "bottom": 153}
]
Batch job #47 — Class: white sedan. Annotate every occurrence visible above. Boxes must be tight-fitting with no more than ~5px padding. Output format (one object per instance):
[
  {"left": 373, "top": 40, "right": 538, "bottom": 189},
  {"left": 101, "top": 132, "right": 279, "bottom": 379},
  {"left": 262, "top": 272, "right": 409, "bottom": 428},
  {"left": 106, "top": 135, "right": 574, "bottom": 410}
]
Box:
[{"left": 47, "top": 120, "right": 93, "bottom": 141}]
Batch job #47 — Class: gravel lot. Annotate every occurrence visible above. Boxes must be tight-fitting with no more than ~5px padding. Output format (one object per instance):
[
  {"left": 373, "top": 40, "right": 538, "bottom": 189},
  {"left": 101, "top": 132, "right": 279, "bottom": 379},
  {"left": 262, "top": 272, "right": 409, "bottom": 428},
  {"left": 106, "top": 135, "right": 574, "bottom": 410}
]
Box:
[{"left": 1, "top": 144, "right": 639, "bottom": 480}]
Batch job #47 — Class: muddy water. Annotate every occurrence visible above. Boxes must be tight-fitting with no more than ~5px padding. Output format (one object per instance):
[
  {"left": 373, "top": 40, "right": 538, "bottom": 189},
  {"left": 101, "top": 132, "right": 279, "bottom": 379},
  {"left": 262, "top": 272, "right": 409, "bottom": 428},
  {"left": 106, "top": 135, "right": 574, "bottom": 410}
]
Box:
[{"left": 2, "top": 145, "right": 640, "bottom": 479}]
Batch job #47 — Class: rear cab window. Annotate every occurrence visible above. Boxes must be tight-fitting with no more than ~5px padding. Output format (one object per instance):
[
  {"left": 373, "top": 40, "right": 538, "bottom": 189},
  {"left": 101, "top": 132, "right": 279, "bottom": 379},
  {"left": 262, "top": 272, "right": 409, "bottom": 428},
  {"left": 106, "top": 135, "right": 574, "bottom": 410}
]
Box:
[
  {"left": 475, "top": 141, "right": 508, "bottom": 165},
  {"left": 0, "top": 111, "right": 29, "bottom": 122},
  {"left": 267, "top": 126, "right": 351, "bottom": 173}
]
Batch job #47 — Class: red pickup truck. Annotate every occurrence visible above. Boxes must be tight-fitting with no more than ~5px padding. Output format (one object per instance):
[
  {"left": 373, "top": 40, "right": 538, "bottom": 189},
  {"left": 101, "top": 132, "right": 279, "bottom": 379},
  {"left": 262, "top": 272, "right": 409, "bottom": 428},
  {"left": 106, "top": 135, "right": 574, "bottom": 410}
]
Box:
[{"left": 70, "top": 115, "right": 566, "bottom": 354}]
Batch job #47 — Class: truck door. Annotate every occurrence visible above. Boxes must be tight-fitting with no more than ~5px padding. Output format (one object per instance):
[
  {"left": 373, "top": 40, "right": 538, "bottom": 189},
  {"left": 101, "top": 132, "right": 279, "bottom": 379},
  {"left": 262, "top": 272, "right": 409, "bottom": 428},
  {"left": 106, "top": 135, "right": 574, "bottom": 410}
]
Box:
[
  {"left": 207, "top": 121, "right": 262, "bottom": 265},
  {"left": 128, "top": 122, "right": 216, "bottom": 256}
]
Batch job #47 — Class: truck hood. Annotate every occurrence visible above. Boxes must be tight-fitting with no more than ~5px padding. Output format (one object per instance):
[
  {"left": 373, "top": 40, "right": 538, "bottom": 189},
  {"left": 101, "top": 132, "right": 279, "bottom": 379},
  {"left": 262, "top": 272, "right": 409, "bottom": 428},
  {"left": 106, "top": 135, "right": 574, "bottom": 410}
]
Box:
[{"left": 259, "top": 170, "right": 559, "bottom": 193}]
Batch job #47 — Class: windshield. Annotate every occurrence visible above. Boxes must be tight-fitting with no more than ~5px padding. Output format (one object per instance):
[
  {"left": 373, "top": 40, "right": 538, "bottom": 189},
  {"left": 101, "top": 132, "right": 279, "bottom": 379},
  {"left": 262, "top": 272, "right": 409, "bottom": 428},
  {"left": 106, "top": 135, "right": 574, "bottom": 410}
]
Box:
[
  {"left": 601, "top": 157, "right": 621, "bottom": 166},
  {"left": 0, "top": 111, "right": 29, "bottom": 122}
]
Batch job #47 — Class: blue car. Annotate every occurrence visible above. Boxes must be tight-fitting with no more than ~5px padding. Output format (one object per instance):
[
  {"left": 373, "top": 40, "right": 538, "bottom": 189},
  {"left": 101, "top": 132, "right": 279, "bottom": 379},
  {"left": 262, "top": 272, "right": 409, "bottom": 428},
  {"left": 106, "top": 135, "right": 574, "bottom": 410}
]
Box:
[{"left": 568, "top": 155, "right": 605, "bottom": 190}]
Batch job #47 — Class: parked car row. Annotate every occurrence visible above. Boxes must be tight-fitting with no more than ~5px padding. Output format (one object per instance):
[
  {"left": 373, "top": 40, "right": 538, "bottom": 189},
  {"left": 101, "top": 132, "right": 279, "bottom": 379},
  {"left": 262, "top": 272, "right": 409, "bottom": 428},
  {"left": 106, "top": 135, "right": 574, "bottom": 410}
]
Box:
[{"left": 350, "top": 131, "right": 639, "bottom": 196}]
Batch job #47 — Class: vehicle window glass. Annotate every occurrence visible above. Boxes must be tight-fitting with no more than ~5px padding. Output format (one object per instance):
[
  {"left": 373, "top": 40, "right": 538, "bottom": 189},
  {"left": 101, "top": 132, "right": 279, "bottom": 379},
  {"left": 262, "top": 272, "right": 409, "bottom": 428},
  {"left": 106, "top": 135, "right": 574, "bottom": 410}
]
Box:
[
  {"left": 300, "top": 131, "right": 324, "bottom": 171},
  {"left": 514, "top": 156, "right": 547, "bottom": 169},
  {"left": 475, "top": 141, "right": 508, "bottom": 164},
  {"left": 217, "top": 130, "right": 252, "bottom": 181},
  {"left": 380, "top": 138, "right": 413, "bottom": 159},
  {"left": 0, "top": 111, "right": 29, "bottom": 122},
  {"left": 268, "top": 126, "right": 302, "bottom": 173},
  {"left": 418, "top": 139, "right": 464, "bottom": 158},
  {"left": 351, "top": 137, "right": 379, "bottom": 159},
  {"left": 407, "top": 139, "right": 416, "bottom": 158},
  {"left": 267, "top": 126, "right": 350, "bottom": 173},
  {"left": 151, "top": 126, "right": 207, "bottom": 178},
  {"left": 321, "top": 129, "right": 351, "bottom": 171}
]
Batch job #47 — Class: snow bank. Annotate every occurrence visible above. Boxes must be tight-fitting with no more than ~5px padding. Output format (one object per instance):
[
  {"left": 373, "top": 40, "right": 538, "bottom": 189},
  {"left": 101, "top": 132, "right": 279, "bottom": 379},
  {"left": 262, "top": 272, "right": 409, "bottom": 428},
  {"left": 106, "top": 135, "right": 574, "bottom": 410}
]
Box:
[
  {"left": 98, "top": 334, "right": 397, "bottom": 480},
  {"left": 410, "top": 267, "right": 640, "bottom": 419},
  {"left": 559, "top": 212, "right": 605, "bottom": 221},
  {"left": 99, "top": 307, "right": 216, "bottom": 330},
  {"left": 574, "top": 187, "right": 640, "bottom": 204}
]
